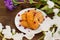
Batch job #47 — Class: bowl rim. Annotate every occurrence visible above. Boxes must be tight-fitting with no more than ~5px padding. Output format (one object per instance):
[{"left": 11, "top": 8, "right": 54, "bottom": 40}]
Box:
[{"left": 15, "top": 8, "right": 47, "bottom": 34}]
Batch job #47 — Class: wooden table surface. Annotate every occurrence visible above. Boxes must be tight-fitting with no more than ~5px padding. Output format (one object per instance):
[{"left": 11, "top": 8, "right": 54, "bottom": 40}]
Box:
[{"left": 0, "top": 0, "right": 43, "bottom": 40}]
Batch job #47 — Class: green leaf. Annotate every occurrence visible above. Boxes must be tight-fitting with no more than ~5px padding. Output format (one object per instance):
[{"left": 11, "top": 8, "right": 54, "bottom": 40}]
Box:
[
  {"left": 50, "top": 24, "right": 57, "bottom": 32},
  {"left": 49, "top": 24, "right": 58, "bottom": 37},
  {"left": 41, "top": 5, "right": 53, "bottom": 14},
  {"left": 12, "top": 0, "right": 18, "bottom": 5},
  {"left": 50, "top": 27, "right": 54, "bottom": 32},
  {"left": 52, "top": 0, "right": 60, "bottom": 5},
  {"left": 35, "top": 4, "right": 41, "bottom": 8},
  {"left": 47, "top": 8, "right": 53, "bottom": 14},
  {"left": 38, "top": 36, "right": 45, "bottom": 40},
  {"left": 39, "top": 0, "right": 47, "bottom": 4},
  {"left": 29, "top": 0, "right": 34, "bottom": 4},
  {"left": 57, "top": 13, "right": 60, "bottom": 17},
  {"left": 0, "top": 33, "right": 3, "bottom": 37},
  {"left": 41, "top": 5, "right": 48, "bottom": 10}
]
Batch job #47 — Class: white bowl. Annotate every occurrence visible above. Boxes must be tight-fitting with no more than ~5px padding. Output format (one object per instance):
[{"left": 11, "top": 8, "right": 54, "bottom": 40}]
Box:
[{"left": 15, "top": 8, "right": 47, "bottom": 34}]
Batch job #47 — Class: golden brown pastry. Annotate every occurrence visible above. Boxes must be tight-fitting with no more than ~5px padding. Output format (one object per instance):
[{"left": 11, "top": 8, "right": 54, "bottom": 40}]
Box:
[
  {"left": 21, "top": 12, "right": 27, "bottom": 21},
  {"left": 35, "top": 12, "right": 44, "bottom": 23},
  {"left": 20, "top": 21, "right": 29, "bottom": 28},
  {"left": 20, "top": 10, "right": 44, "bottom": 30}
]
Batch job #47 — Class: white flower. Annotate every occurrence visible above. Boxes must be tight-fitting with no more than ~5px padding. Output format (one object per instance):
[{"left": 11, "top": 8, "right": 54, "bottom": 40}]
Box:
[
  {"left": 24, "top": 32, "right": 35, "bottom": 39},
  {"left": 53, "top": 8, "right": 59, "bottom": 15},
  {"left": 47, "top": 0, "right": 54, "bottom": 8},
  {"left": 40, "top": 17, "right": 54, "bottom": 31},
  {"left": 53, "top": 17, "right": 60, "bottom": 27},
  {"left": 0, "top": 23, "right": 3, "bottom": 32},
  {"left": 44, "top": 17, "right": 60, "bottom": 40},
  {"left": 12, "top": 33, "right": 24, "bottom": 40},
  {"left": 12, "top": 29, "right": 16, "bottom": 35},
  {"left": 44, "top": 27, "right": 60, "bottom": 40},
  {"left": 53, "top": 13, "right": 60, "bottom": 28},
  {"left": 53, "top": 27, "right": 60, "bottom": 40},
  {"left": 44, "top": 31, "right": 54, "bottom": 40},
  {"left": 2, "top": 25, "right": 12, "bottom": 39}
]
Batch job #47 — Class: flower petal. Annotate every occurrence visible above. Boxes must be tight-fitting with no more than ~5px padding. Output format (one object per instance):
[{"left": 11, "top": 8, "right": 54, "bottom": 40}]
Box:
[
  {"left": 12, "top": 33, "right": 24, "bottom": 40},
  {"left": 47, "top": 0, "right": 54, "bottom": 8}
]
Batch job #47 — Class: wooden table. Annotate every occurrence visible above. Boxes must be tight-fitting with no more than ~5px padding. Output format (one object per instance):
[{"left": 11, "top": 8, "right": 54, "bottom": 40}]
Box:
[{"left": 0, "top": 0, "right": 43, "bottom": 40}]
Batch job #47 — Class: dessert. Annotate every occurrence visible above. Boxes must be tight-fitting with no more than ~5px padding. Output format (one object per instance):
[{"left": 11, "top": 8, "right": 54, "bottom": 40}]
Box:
[{"left": 20, "top": 9, "right": 44, "bottom": 30}]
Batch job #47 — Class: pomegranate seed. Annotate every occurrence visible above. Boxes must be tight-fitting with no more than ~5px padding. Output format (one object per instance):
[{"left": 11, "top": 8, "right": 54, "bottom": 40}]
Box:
[
  {"left": 28, "top": 10, "right": 30, "bottom": 12},
  {"left": 45, "top": 16, "right": 48, "bottom": 18},
  {"left": 38, "top": 19, "right": 40, "bottom": 21},
  {"left": 34, "top": 21, "right": 36, "bottom": 24},
  {"left": 35, "top": 8, "right": 36, "bottom": 10},
  {"left": 18, "top": 14, "right": 20, "bottom": 16},
  {"left": 19, "top": 25, "right": 21, "bottom": 26},
  {"left": 34, "top": 12, "right": 36, "bottom": 16}
]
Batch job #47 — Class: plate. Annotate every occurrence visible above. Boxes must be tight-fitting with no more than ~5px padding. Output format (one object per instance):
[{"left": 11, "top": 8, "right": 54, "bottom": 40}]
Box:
[{"left": 15, "top": 8, "right": 47, "bottom": 34}]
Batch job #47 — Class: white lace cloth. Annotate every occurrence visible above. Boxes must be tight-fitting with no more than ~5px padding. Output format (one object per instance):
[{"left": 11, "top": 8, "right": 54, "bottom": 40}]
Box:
[{"left": 44, "top": 8, "right": 60, "bottom": 40}]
